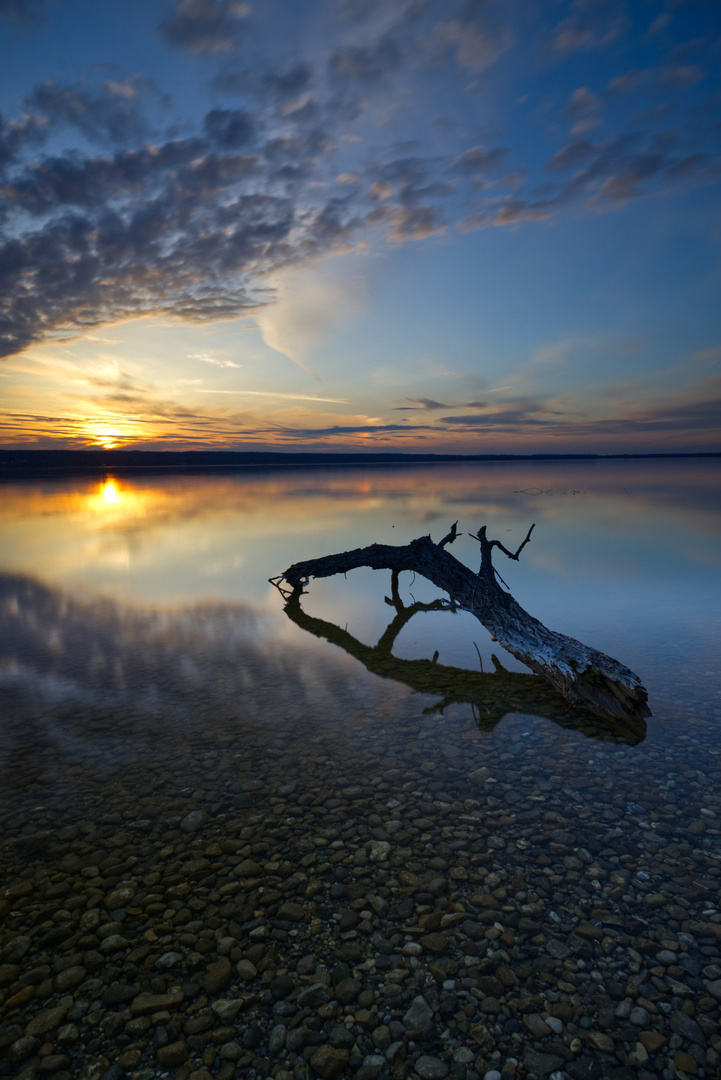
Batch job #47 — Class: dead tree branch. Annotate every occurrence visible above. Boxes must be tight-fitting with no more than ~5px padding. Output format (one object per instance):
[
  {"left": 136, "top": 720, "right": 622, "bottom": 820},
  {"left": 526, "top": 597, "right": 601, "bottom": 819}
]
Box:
[{"left": 276, "top": 524, "right": 651, "bottom": 727}]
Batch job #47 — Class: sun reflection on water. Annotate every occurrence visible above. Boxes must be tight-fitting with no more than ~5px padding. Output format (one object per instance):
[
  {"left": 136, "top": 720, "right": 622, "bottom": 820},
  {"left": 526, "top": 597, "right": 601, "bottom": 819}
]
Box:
[{"left": 102, "top": 481, "right": 118, "bottom": 504}]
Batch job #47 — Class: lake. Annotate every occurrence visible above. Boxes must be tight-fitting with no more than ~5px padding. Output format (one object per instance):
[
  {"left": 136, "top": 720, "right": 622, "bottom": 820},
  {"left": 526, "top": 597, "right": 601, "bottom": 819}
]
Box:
[{"left": 1, "top": 458, "right": 720, "bottom": 1080}]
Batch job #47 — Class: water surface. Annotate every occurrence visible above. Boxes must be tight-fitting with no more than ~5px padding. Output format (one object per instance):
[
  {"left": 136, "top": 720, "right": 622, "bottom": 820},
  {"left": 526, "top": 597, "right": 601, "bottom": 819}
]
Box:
[{"left": 1, "top": 459, "right": 720, "bottom": 1079}]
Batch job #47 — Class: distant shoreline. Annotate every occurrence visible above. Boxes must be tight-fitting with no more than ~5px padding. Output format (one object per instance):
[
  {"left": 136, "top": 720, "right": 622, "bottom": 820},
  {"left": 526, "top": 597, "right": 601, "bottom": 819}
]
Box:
[{"left": 1, "top": 448, "right": 720, "bottom": 479}]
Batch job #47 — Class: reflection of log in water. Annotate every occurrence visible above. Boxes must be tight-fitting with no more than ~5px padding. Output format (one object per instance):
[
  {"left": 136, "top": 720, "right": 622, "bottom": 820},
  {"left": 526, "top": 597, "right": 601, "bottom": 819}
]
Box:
[
  {"left": 276, "top": 522, "right": 651, "bottom": 729},
  {"left": 282, "top": 583, "right": 646, "bottom": 745}
]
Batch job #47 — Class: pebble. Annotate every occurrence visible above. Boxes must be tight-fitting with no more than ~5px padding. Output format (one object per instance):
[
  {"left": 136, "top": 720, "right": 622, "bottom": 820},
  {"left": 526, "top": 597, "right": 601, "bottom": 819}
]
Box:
[{"left": 415, "top": 1055, "right": 450, "bottom": 1079}]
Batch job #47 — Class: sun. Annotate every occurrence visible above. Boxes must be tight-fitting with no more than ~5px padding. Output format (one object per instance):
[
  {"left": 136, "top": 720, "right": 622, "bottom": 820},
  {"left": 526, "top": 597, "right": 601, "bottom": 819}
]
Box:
[{"left": 84, "top": 420, "right": 140, "bottom": 449}]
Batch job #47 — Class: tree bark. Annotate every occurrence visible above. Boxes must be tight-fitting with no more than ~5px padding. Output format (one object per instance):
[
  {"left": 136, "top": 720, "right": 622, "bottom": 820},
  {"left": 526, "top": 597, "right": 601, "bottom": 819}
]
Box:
[{"left": 276, "top": 526, "right": 651, "bottom": 727}]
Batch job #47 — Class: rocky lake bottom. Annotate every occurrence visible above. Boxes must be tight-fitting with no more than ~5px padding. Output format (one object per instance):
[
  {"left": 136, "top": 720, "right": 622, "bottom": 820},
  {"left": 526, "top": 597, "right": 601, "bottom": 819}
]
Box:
[{"left": 1, "top": 603, "right": 720, "bottom": 1080}]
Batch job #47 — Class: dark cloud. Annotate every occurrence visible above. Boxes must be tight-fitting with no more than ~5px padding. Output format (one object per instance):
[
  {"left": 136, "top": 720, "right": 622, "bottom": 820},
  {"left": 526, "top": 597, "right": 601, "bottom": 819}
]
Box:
[
  {"left": 203, "top": 107, "right": 255, "bottom": 148},
  {"left": 0, "top": 111, "right": 47, "bottom": 171},
  {"left": 545, "top": 139, "right": 595, "bottom": 173},
  {"left": 24, "top": 77, "right": 166, "bottom": 146},
  {"left": 158, "top": 0, "right": 250, "bottom": 54},
  {"left": 453, "top": 145, "right": 508, "bottom": 175},
  {"left": 385, "top": 204, "right": 448, "bottom": 242},
  {"left": 0, "top": 0, "right": 47, "bottom": 25},
  {"left": 394, "top": 398, "right": 490, "bottom": 412},
  {"left": 435, "top": 0, "right": 514, "bottom": 73},
  {"left": 264, "top": 64, "right": 314, "bottom": 100},
  {"left": 270, "top": 422, "right": 430, "bottom": 439},
  {"left": 605, "top": 69, "right": 647, "bottom": 97},
  {"left": 329, "top": 39, "right": 404, "bottom": 82},
  {"left": 0, "top": 127, "right": 359, "bottom": 357},
  {"left": 212, "top": 63, "right": 314, "bottom": 103},
  {"left": 393, "top": 398, "right": 450, "bottom": 411},
  {"left": 550, "top": 0, "right": 627, "bottom": 56},
  {"left": 565, "top": 86, "right": 602, "bottom": 135}
]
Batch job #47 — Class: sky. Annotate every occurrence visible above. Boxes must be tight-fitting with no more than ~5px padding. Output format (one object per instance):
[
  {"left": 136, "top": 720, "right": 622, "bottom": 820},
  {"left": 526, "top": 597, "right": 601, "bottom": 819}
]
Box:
[{"left": 0, "top": 0, "right": 719, "bottom": 454}]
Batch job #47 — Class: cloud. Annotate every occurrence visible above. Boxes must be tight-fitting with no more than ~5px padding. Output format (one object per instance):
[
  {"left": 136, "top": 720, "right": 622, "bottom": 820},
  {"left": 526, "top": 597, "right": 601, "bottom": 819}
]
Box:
[
  {"left": 551, "top": 0, "right": 627, "bottom": 56},
  {"left": 196, "top": 390, "right": 348, "bottom": 403},
  {"left": 203, "top": 108, "right": 255, "bottom": 148},
  {"left": 0, "top": 111, "right": 47, "bottom": 171},
  {"left": 24, "top": 77, "right": 168, "bottom": 146},
  {"left": 434, "top": 1, "right": 514, "bottom": 73},
  {"left": 545, "top": 139, "right": 595, "bottom": 173},
  {"left": 0, "top": 0, "right": 47, "bottom": 25},
  {"left": 0, "top": 3, "right": 719, "bottom": 367},
  {"left": 566, "top": 87, "right": 602, "bottom": 136},
  {"left": 453, "top": 145, "right": 508, "bottom": 176},
  {"left": 158, "top": 0, "right": 250, "bottom": 54},
  {"left": 605, "top": 69, "right": 647, "bottom": 97},
  {"left": 394, "top": 398, "right": 450, "bottom": 411},
  {"left": 393, "top": 397, "right": 490, "bottom": 412},
  {"left": 255, "top": 265, "right": 367, "bottom": 377},
  {"left": 329, "top": 39, "right": 404, "bottom": 83},
  {"left": 190, "top": 353, "right": 241, "bottom": 368}
]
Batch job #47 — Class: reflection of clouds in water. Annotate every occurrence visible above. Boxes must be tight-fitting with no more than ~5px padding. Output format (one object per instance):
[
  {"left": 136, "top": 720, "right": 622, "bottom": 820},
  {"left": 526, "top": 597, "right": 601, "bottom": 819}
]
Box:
[{"left": 0, "top": 572, "right": 397, "bottom": 750}]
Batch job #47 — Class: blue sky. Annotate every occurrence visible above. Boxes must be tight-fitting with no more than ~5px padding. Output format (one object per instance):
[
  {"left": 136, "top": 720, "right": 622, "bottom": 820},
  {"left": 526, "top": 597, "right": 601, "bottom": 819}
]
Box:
[{"left": 0, "top": 0, "right": 719, "bottom": 452}]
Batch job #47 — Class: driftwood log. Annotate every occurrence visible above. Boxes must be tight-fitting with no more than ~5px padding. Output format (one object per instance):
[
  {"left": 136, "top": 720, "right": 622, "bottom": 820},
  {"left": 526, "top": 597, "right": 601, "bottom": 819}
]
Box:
[{"left": 274, "top": 523, "right": 651, "bottom": 727}]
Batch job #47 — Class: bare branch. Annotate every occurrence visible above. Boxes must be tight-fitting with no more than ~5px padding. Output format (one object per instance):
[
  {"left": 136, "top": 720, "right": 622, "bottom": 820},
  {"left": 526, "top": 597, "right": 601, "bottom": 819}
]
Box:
[
  {"left": 438, "top": 521, "right": 459, "bottom": 549},
  {"left": 278, "top": 524, "right": 650, "bottom": 727}
]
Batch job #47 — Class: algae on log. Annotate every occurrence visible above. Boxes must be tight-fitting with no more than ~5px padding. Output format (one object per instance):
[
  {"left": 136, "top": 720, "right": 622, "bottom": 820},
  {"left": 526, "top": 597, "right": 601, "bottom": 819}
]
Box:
[{"left": 273, "top": 523, "right": 651, "bottom": 728}]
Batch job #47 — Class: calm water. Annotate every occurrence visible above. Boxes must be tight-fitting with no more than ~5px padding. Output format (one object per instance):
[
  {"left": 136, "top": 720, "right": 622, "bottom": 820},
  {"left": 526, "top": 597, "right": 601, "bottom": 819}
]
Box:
[{"left": 1, "top": 459, "right": 721, "bottom": 1079}]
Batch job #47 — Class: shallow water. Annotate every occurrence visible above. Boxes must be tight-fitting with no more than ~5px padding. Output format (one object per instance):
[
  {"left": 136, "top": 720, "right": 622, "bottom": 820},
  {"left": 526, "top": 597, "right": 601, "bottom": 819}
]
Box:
[{"left": 1, "top": 459, "right": 720, "bottom": 1080}]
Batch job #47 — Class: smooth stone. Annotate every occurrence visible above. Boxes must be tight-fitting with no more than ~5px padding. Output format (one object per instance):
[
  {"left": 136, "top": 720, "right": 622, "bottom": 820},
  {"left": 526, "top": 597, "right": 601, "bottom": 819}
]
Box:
[
  {"left": 335, "top": 977, "right": 362, "bottom": 1004},
  {"left": 99, "top": 934, "right": 128, "bottom": 954},
  {"left": 131, "top": 990, "right": 184, "bottom": 1015},
  {"left": 104, "top": 886, "right": 135, "bottom": 909},
  {"left": 628, "top": 1043, "right": 649, "bottom": 1066},
  {"left": 585, "top": 1032, "right": 615, "bottom": 1053},
  {"left": 670, "top": 1010, "right": 706, "bottom": 1047},
  {"left": 156, "top": 1041, "right": 189, "bottom": 1066},
  {"left": 308, "top": 1045, "right": 350, "bottom": 1079},
  {"left": 180, "top": 811, "right": 208, "bottom": 832},
  {"left": 415, "top": 1055, "right": 449, "bottom": 1080},
  {"left": 525, "top": 1013, "right": 552, "bottom": 1038},
  {"left": 640, "top": 1031, "right": 667, "bottom": 1053},
  {"left": 270, "top": 974, "right": 295, "bottom": 999},
  {"left": 403, "top": 995, "right": 434, "bottom": 1031},
  {"left": 156, "top": 952, "right": 184, "bottom": 970},
  {"left": 368, "top": 841, "right": 390, "bottom": 862},
  {"left": 566, "top": 1058, "right": 602, "bottom": 1080},
  {"left": 674, "top": 1052, "right": 699, "bottom": 1075},
  {"left": 203, "top": 958, "right": 232, "bottom": 995},
  {"left": 54, "top": 966, "right": 86, "bottom": 991},
  {"left": 8, "top": 1036, "right": 39, "bottom": 1065},
  {"left": 297, "top": 982, "right": 330, "bottom": 1007},
  {"left": 277, "top": 901, "right": 304, "bottom": 921},
  {"left": 524, "top": 1049, "right": 565, "bottom": 1075},
  {"left": 269, "top": 1023, "right": 286, "bottom": 1054},
  {"left": 211, "top": 999, "right": 243, "bottom": 1022},
  {"left": 25, "top": 1005, "right": 69, "bottom": 1037},
  {"left": 420, "top": 933, "right": 448, "bottom": 955}
]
